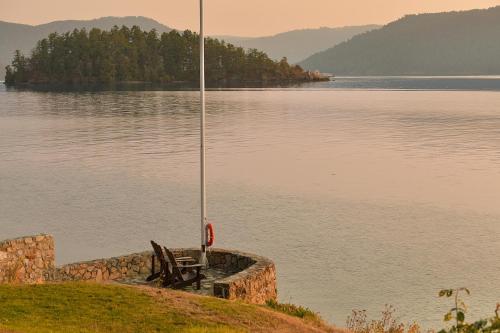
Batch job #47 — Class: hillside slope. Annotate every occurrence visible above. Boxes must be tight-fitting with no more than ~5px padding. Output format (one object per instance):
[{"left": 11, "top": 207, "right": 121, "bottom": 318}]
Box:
[
  {"left": 0, "top": 283, "right": 341, "bottom": 333},
  {"left": 299, "top": 6, "right": 500, "bottom": 75},
  {"left": 0, "top": 16, "right": 171, "bottom": 79},
  {"left": 216, "top": 25, "right": 380, "bottom": 64}
]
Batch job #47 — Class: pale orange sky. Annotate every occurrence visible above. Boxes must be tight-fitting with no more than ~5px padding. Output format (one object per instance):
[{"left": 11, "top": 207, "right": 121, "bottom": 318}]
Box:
[{"left": 1, "top": 0, "right": 500, "bottom": 36}]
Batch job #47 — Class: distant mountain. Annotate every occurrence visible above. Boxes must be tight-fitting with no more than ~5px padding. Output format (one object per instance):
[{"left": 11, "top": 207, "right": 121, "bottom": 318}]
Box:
[
  {"left": 299, "top": 6, "right": 500, "bottom": 75},
  {"left": 214, "top": 25, "right": 380, "bottom": 64},
  {"left": 0, "top": 16, "right": 172, "bottom": 78}
]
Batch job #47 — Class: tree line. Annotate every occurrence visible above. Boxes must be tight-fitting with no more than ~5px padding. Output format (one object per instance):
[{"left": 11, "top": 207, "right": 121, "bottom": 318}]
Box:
[{"left": 4, "top": 26, "right": 322, "bottom": 85}]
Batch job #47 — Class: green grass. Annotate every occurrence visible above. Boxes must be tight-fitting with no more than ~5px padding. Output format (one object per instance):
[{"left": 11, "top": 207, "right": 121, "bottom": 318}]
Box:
[
  {"left": 0, "top": 283, "right": 335, "bottom": 333},
  {"left": 0, "top": 283, "right": 243, "bottom": 333}
]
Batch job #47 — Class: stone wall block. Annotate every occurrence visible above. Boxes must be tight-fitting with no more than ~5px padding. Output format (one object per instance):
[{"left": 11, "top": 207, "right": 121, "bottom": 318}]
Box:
[{"left": 0, "top": 234, "right": 55, "bottom": 284}]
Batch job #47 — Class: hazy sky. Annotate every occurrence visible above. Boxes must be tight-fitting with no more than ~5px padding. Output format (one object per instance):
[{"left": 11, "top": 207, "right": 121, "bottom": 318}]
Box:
[{"left": 2, "top": 0, "right": 500, "bottom": 36}]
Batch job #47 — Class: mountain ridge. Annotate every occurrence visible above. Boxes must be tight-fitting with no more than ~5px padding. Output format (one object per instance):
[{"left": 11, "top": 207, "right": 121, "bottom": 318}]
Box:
[
  {"left": 299, "top": 6, "right": 500, "bottom": 75},
  {"left": 216, "top": 25, "right": 380, "bottom": 64}
]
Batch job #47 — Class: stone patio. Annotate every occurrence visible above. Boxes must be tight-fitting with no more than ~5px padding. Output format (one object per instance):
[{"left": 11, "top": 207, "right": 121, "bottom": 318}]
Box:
[{"left": 117, "top": 266, "right": 235, "bottom": 296}]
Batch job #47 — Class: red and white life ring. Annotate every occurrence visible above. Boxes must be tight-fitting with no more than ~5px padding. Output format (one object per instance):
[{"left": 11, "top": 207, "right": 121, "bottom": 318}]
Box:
[{"left": 206, "top": 223, "right": 215, "bottom": 247}]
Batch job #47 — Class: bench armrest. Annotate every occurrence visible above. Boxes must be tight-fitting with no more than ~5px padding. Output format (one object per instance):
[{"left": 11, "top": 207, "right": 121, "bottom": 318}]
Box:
[
  {"left": 176, "top": 257, "right": 196, "bottom": 262},
  {"left": 180, "top": 264, "right": 205, "bottom": 268}
]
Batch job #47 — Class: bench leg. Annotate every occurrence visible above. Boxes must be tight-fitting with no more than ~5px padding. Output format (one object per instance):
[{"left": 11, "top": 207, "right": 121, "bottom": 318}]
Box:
[{"left": 196, "top": 267, "right": 201, "bottom": 290}]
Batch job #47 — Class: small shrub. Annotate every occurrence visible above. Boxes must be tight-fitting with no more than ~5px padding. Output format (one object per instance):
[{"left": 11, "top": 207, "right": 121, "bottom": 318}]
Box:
[
  {"left": 346, "top": 305, "right": 422, "bottom": 333},
  {"left": 438, "top": 289, "right": 499, "bottom": 333},
  {"left": 439, "top": 288, "right": 470, "bottom": 329},
  {"left": 265, "top": 299, "right": 319, "bottom": 321}
]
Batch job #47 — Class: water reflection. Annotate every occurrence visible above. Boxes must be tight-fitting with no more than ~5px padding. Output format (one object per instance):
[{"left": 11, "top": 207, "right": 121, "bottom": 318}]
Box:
[{"left": 0, "top": 84, "right": 499, "bottom": 327}]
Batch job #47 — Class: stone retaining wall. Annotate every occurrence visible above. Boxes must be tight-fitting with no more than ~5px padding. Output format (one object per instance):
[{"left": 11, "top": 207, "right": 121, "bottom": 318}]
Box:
[
  {"left": 209, "top": 249, "right": 277, "bottom": 304},
  {"left": 56, "top": 251, "right": 153, "bottom": 282},
  {"left": 56, "top": 248, "right": 277, "bottom": 304},
  {"left": 0, "top": 235, "right": 277, "bottom": 305},
  {"left": 0, "top": 235, "right": 55, "bottom": 284},
  {"left": 168, "top": 248, "right": 277, "bottom": 304}
]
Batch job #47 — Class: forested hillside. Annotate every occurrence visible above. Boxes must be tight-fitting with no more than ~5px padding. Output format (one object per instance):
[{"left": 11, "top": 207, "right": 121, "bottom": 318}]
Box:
[{"left": 299, "top": 6, "right": 500, "bottom": 75}]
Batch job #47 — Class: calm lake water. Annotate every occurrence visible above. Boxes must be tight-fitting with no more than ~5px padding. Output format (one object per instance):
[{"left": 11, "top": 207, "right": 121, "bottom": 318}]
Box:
[{"left": 1, "top": 78, "right": 499, "bottom": 327}]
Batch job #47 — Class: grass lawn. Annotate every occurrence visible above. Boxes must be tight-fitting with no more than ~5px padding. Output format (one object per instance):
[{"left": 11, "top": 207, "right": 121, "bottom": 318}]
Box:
[{"left": 0, "top": 283, "right": 338, "bottom": 333}]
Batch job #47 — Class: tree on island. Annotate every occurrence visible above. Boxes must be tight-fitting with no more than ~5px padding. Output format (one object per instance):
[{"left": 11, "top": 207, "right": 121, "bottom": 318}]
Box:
[{"left": 4, "top": 26, "right": 321, "bottom": 86}]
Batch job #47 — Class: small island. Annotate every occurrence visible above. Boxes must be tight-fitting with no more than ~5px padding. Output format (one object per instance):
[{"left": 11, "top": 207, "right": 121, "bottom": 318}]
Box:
[{"left": 4, "top": 26, "right": 327, "bottom": 87}]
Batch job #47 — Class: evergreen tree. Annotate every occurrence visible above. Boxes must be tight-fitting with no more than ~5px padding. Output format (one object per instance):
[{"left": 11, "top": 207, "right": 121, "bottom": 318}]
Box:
[{"left": 4, "top": 26, "right": 321, "bottom": 86}]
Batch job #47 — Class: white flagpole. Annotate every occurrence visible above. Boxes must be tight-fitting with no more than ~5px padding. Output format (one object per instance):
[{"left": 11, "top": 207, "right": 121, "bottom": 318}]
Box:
[{"left": 199, "top": 0, "right": 207, "bottom": 266}]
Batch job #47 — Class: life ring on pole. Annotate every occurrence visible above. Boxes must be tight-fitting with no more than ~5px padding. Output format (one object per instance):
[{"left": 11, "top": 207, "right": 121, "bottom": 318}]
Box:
[{"left": 206, "top": 223, "right": 215, "bottom": 247}]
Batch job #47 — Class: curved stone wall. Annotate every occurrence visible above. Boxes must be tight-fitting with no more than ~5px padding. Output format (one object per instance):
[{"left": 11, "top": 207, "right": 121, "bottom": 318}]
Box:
[
  {"left": 56, "top": 248, "right": 277, "bottom": 304},
  {"left": 0, "top": 234, "right": 277, "bottom": 305},
  {"left": 173, "top": 248, "right": 277, "bottom": 304},
  {"left": 207, "top": 249, "right": 277, "bottom": 304}
]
